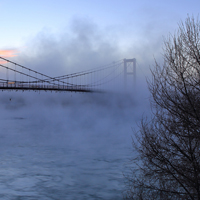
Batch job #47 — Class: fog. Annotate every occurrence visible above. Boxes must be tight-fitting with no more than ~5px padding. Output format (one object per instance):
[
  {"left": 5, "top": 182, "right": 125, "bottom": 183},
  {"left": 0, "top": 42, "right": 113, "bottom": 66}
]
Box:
[
  {"left": 0, "top": 18, "right": 155, "bottom": 150},
  {"left": 13, "top": 18, "right": 162, "bottom": 77},
  {"left": 0, "top": 91, "right": 150, "bottom": 146},
  {"left": 0, "top": 18, "right": 155, "bottom": 199}
]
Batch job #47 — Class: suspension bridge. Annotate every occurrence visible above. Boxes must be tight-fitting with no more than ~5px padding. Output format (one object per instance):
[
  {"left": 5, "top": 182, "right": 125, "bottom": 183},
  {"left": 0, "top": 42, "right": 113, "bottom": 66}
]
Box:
[{"left": 0, "top": 57, "right": 136, "bottom": 93}]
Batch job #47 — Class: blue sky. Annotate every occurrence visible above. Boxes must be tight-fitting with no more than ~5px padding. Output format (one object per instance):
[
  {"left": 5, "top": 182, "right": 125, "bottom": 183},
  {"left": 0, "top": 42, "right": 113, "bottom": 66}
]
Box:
[
  {"left": 0, "top": 0, "right": 200, "bottom": 75},
  {"left": 1, "top": 0, "right": 199, "bottom": 48}
]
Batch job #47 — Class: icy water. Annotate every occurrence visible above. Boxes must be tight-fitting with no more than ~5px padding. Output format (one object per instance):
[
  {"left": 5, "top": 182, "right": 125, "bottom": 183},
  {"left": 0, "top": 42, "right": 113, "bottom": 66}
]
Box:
[{"left": 0, "top": 92, "right": 148, "bottom": 200}]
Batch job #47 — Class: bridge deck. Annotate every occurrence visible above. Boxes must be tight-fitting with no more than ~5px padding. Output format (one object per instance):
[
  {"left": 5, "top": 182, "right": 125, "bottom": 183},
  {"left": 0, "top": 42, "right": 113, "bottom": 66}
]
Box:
[{"left": 0, "top": 86, "right": 95, "bottom": 93}]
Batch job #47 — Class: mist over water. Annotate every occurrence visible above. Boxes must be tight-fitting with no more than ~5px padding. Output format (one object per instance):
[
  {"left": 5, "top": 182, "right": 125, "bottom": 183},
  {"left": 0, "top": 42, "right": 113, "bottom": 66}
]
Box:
[
  {"left": 0, "top": 16, "right": 154, "bottom": 199},
  {"left": 0, "top": 90, "right": 150, "bottom": 199}
]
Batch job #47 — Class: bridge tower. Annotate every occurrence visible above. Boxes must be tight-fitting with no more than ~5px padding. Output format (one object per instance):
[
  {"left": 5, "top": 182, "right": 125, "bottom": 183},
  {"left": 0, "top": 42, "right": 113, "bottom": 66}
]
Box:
[{"left": 124, "top": 58, "right": 136, "bottom": 90}]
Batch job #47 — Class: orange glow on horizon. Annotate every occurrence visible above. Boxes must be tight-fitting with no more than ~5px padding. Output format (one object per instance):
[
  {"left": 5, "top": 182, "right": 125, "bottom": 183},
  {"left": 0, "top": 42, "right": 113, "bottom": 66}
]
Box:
[
  {"left": 0, "top": 50, "right": 17, "bottom": 58},
  {"left": 0, "top": 50, "right": 18, "bottom": 64}
]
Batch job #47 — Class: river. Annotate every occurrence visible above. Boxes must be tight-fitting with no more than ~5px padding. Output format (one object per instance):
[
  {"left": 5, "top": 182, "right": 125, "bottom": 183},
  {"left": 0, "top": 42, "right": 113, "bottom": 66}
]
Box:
[{"left": 0, "top": 92, "right": 148, "bottom": 200}]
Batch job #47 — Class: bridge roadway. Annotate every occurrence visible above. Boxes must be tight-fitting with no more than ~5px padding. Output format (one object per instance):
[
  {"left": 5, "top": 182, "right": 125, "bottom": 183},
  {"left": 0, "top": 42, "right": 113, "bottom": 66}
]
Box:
[{"left": 0, "top": 83, "right": 96, "bottom": 93}]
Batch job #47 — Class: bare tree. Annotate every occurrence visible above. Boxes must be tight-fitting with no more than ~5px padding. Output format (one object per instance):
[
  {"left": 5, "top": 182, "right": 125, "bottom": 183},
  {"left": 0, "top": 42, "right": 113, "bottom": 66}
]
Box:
[{"left": 124, "top": 16, "right": 200, "bottom": 200}]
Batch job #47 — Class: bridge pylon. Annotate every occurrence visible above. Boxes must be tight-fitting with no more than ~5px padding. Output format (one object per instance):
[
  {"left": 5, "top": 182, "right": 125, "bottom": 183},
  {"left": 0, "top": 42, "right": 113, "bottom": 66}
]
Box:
[{"left": 123, "top": 58, "right": 136, "bottom": 90}]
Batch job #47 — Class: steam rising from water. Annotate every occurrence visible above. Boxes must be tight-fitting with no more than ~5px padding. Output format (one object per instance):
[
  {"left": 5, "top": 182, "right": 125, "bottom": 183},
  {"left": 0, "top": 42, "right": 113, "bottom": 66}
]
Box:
[
  {"left": 0, "top": 91, "right": 150, "bottom": 161},
  {"left": 0, "top": 91, "right": 150, "bottom": 199}
]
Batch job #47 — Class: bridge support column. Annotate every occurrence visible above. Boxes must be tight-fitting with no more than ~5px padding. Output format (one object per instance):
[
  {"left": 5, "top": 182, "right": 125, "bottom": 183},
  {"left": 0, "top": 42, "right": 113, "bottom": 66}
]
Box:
[{"left": 124, "top": 58, "right": 136, "bottom": 90}]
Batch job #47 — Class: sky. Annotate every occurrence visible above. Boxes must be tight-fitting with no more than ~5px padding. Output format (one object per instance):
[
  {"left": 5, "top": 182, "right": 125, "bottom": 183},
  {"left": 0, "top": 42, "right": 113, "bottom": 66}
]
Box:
[{"left": 0, "top": 0, "right": 200, "bottom": 77}]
